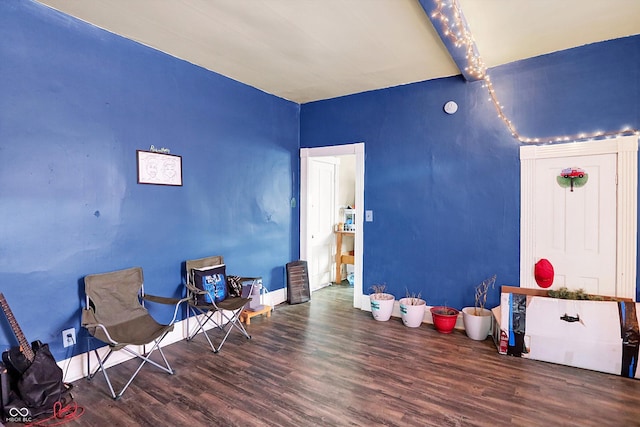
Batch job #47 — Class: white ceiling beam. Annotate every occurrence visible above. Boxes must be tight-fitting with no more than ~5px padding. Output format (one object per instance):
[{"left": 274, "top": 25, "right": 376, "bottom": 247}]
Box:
[{"left": 420, "top": 0, "right": 484, "bottom": 81}]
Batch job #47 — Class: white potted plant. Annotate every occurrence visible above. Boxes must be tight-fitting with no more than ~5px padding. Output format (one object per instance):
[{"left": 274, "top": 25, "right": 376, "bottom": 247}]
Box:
[
  {"left": 369, "top": 284, "right": 395, "bottom": 322},
  {"left": 462, "top": 274, "right": 496, "bottom": 340},
  {"left": 399, "top": 289, "right": 426, "bottom": 328}
]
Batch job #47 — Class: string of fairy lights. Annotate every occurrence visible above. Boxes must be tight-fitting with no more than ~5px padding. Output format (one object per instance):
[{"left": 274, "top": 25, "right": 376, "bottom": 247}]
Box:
[{"left": 431, "top": 0, "right": 640, "bottom": 144}]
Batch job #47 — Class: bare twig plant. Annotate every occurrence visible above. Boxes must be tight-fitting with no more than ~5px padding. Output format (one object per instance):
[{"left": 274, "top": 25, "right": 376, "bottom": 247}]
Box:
[
  {"left": 370, "top": 283, "right": 390, "bottom": 300},
  {"left": 404, "top": 287, "right": 423, "bottom": 305},
  {"left": 474, "top": 274, "right": 496, "bottom": 315}
]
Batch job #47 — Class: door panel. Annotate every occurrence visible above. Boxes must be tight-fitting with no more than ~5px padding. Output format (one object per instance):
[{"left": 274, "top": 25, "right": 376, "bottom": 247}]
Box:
[
  {"left": 309, "top": 158, "right": 336, "bottom": 290},
  {"left": 534, "top": 154, "right": 616, "bottom": 295}
]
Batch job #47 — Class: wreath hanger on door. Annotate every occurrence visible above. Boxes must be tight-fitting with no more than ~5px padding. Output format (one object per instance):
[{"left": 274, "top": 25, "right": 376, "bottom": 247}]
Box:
[{"left": 557, "top": 167, "right": 588, "bottom": 192}]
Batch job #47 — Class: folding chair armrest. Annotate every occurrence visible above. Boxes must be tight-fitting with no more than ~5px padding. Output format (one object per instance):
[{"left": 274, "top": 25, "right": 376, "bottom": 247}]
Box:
[
  {"left": 143, "top": 294, "right": 183, "bottom": 305},
  {"left": 185, "top": 282, "right": 206, "bottom": 295},
  {"left": 82, "top": 321, "right": 119, "bottom": 346},
  {"left": 82, "top": 308, "right": 119, "bottom": 345},
  {"left": 143, "top": 294, "right": 190, "bottom": 324}
]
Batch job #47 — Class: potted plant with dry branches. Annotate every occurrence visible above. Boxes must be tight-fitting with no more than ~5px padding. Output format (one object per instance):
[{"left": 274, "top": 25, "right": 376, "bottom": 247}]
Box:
[
  {"left": 462, "top": 274, "right": 496, "bottom": 340},
  {"left": 430, "top": 302, "right": 460, "bottom": 334},
  {"left": 369, "top": 283, "right": 395, "bottom": 321},
  {"left": 399, "top": 289, "right": 426, "bottom": 328}
]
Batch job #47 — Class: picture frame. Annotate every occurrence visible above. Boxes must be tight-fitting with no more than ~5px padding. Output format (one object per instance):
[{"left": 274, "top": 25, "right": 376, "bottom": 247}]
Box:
[{"left": 137, "top": 150, "right": 183, "bottom": 186}]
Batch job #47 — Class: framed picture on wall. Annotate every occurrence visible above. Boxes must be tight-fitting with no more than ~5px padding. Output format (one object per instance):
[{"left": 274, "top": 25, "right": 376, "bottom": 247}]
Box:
[{"left": 137, "top": 150, "right": 183, "bottom": 186}]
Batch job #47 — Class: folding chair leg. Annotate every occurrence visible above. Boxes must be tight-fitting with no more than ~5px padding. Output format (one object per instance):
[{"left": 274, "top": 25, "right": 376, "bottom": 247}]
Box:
[
  {"left": 87, "top": 347, "right": 118, "bottom": 399},
  {"left": 185, "top": 305, "right": 210, "bottom": 342},
  {"left": 215, "top": 308, "right": 252, "bottom": 352},
  {"left": 186, "top": 308, "right": 219, "bottom": 353},
  {"left": 186, "top": 306, "right": 251, "bottom": 353},
  {"left": 224, "top": 308, "right": 252, "bottom": 339},
  {"left": 116, "top": 340, "right": 173, "bottom": 398},
  {"left": 86, "top": 334, "right": 175, "bottom": 400}
]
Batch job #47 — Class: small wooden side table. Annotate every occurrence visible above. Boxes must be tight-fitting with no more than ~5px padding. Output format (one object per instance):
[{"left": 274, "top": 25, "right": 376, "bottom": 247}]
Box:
[{"left": 240, "top": 305, "right": 272, "bottom": 325}]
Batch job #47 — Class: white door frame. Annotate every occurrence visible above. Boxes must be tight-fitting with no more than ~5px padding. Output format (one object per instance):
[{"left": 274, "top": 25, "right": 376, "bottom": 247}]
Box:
[
  {"left": 300, "top": 143, "right": 365, "bottom": 308},
  {"left": 520, "top": 136, "right": 638, "bottom": 299}
]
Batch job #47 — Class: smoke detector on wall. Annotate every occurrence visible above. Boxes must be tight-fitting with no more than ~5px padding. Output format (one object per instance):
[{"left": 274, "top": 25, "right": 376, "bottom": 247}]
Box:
[{"left": 443, "top": 100, "right": 458, "bottom": 114}]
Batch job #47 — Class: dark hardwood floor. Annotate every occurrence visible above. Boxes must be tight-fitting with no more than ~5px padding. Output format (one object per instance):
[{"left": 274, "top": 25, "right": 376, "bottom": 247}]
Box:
[{"left": 37, "top": 285, "right": 640, "bottom": 426}]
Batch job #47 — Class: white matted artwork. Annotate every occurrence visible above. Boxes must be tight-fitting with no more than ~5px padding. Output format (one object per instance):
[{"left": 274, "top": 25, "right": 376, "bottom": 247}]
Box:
[{"left": 137, "top": 150, "right": 182, "bottom": 186}]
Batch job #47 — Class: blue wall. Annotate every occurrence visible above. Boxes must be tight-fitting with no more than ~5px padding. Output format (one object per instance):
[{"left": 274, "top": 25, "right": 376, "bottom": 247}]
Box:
[
  {"left": 1, "top": 0, "right": 639, "bottom": 363},
  {"left": 0, "top": 1, "right": 300, "bottom": 361},
  {"left": 300, "top": 35, "right": 640, "bottom": 307}
]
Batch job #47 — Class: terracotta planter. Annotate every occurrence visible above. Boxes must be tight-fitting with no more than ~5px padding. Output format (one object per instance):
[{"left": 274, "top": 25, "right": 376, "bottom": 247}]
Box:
[
  {"left": 369, "top": 293, "right": 395, "bottom": 321},
  {"left": 462, "top": 307, "right": 492, "bottom": 340},
  {"left": 430, "top": 306, "right": 460, "bottom": 334},
  {"left": 399, "top": 298, "right": 426, "bottom": 328}
]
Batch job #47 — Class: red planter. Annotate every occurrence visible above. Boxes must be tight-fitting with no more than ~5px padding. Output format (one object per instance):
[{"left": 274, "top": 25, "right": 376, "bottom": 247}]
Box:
[{"left": 430, "top": 306, "right": 460, "bottom": 334}]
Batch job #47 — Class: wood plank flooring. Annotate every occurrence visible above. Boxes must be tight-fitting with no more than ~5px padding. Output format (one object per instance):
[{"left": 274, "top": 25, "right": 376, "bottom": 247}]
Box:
[{"left": 34, "top": 285, "right": 640, "bottom": 426}]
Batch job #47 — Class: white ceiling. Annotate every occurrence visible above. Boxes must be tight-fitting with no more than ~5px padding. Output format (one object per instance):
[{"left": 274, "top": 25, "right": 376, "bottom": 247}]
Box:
[{"left": 36, "top": 0, "right": 640, "bottom": 103}]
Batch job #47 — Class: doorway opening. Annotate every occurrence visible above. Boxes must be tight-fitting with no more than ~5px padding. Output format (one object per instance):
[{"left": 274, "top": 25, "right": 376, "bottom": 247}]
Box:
[{"left": 300, "top": 143, "right": 365, "bottom": 308}]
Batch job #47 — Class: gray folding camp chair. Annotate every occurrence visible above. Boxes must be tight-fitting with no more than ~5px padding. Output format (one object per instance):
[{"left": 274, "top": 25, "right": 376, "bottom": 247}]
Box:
[
  {"left": 185, "top": 255, "right": 259, "bottom": 353},
  {"left": 82, "top": 266, "right": 187, "bottom": 399}
]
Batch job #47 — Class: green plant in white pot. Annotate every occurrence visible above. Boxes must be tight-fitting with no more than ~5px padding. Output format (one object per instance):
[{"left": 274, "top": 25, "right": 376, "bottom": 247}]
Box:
[
  {"left": 369, "top": 284, "right": 395, "bottom": 322},
  {"left": 399, "top": 289, "right": 426, "bottom": 328},
  {"left": 462, "top": 274, "right": 496, "bottom": 340}
]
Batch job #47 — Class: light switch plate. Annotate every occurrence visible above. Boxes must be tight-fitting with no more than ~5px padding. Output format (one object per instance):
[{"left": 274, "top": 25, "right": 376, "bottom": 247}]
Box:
[{"left": 365, "top": 210, "right": 373, "bottom": 222}]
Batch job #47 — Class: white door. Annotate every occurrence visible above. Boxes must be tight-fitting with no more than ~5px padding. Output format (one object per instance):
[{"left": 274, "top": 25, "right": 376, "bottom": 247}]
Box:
[
  {"left": 533, "top": 154, "right": 617, "bottom": 295},
  {"left": 308, "top": 158, "right": 337, "bottom": 290},
  {"left": 521, "top": 136, "right": 638, "bottom": 299}
]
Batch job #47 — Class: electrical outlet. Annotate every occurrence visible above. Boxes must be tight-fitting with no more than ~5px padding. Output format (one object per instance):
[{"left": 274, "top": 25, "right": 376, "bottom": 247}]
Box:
[{"left": 62, "top": 328, "right": 76, "bottom": 348}]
